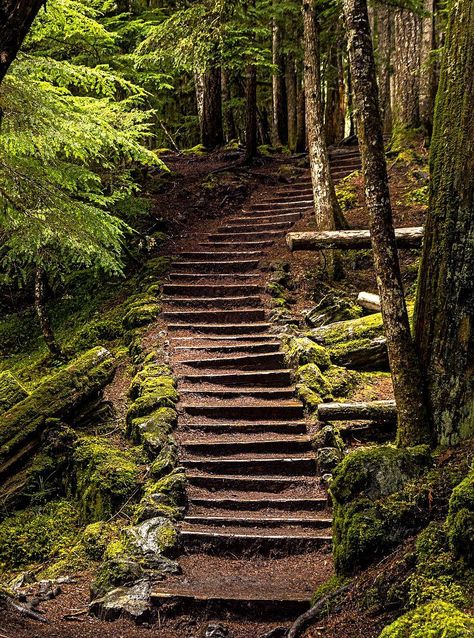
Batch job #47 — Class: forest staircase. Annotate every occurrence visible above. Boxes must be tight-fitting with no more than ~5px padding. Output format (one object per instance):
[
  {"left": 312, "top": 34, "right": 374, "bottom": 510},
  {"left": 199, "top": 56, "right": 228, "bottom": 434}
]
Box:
[{"left": 152, "top": 147, "right": 362, "bottom": 620}]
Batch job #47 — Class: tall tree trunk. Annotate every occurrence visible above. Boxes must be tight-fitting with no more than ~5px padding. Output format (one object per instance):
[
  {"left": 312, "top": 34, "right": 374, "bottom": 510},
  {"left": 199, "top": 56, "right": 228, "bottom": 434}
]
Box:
[
  {"left": 272, "top": 8, "right": 288, "bottom": 146},
  {"left": 0, "top": 0, "right": 45, "bottom": 85},
  {"left": 325, "top": 44, "right": 346, "bottom": 146},
  {"left": 245, "top": 63, "right": 258, "bottom": 162},
  {"left": 342, "top": 0, "right": 429, "bottom": 447},
  {"left": 376, "top": 4, "right": 393, "bottom": 135},
  {"left": 201, "top": 67, "right": 224, "bottom": 148},
  {"left": 419, "top": 0, "right": 435, "bottom": 134},
  {"left": 295, "top": 71, "right": 306, "bottom": 152},
  {"left": 393, "top": 8, "right": 422, "bottom": 131},
  {"left": 34, "top": 267, "right": 62, "bottom": 359},
  {"left": 346, "top": 65, "right": 355, "bottom": 137},
  {"left": 302, "top": 0, "right": 345, "bottom": 231},
  {"left": 221, "top": 68, "right": 237, "bottom": 142},
  {"left": 414, "top": 0, "right": 474, "bottom": 447},
  {"left": 286, "top": 55, "right": 298, "bottom": 152}
]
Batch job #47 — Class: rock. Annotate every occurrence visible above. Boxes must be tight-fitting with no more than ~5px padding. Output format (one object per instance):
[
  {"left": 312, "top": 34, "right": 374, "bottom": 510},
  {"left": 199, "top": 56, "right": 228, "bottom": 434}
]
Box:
[
  {"left": 204, "top": 623, "right": 233, "bottom": 638},
  {"left": 317, "top": 447, "right": 343, "bottom": 473},
  {"left": 304, "top": 293, "right": 362, "bottom": 328},
  {"left": 125, "top": 517, "right": 178, "bottom": 558},
  {"left": 89, "top": 580, "right": 153, "bottom": 624}
]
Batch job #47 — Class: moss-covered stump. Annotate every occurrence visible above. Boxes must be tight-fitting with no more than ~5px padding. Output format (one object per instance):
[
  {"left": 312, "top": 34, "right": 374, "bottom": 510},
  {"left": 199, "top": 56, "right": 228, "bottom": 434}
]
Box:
[
  {"left": 0, "top": 372, "right": 28, "bottom": 416},
  {"left": 0, "top": 347, "right": 116, "bottom": 477},
  {"left": 379, "top": 601, "right": 474, "bottom": 637},
  {"left": 331, "top": 445, "right": 432, "bottom": 574},
  {"left": 72, "top": 436, "right": 141, "bottom": 522},
  {"left": 447, "top": 469, "right": 474, "bottom": 564}
]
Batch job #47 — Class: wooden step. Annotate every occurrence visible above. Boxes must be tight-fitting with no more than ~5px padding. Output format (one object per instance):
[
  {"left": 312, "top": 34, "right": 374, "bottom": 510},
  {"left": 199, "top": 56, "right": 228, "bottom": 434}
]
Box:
[
  {"left": 187, "top": 473, "right": 318, "bottom": 492},
  {"left": 228, "top": 212, "right": 301, "bottom": 224},
  {"left": 207, "top": 230, "right": 285, "bottom": 242},
  {"left": 172, "top": 259, "right": 260, "bottom": 273},
  {"left": 201, "top": 240, "right": 274, "bottom": 249},
  {"left": 181, "top": 436, "right": 310, "bottom": 455},
  {"left": 181, "top": 455, "right": 315, "bottom": 475},
  {"left": 181, "top": 369, "right": 293, "bottom": 388},
  {"left": 245, "top": 200, "right": 312, "bottom": 210},
  {"left": 169, "top": 272, "right": 260, "bottom": 282},
  {"left": 163, "top": 295, "right": 262, "bottom": 309},
  {"left": 218, "top": 221, "right": 293, "bottom": 233},
  {"left": 188, "top": 496, "right": 328, "bottom": 511},
  {"left": 183, "top": 515, "right": 332, "bottom": 529},
  {"left": 168, "top": 323, "right": 272, "bottom": 335},
  {"left": 164, "top": 308, "right": 266, "bottom": 324},
  {"left": 178, "top": 352, "right": 285, "bottom": 369},
  {"left": 180, "top": 387, "right": 296, "bottom": 400},
  {"left": 182, "top": 421, "right": 307, "bottom": 434},
  {"left": 182, "top": 401, "right": 304, "bottom": 420},
  {"left": 179, "top": 251, "right": 263, "bottom": 261},
  {"left": 174, "top": 342, "right": 280, "bottom": 355}
]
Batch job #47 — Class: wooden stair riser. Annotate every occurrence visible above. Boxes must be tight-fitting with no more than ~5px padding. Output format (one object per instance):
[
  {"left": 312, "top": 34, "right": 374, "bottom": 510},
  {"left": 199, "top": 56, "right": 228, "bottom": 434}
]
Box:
[{"left": 182, "top": 403, "right": 304, "bottom": 420}]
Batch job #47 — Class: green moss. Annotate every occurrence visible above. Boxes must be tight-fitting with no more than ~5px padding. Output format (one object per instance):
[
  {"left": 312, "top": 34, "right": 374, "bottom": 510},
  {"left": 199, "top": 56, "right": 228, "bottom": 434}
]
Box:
[
  {"left": 311, "top": 574, "right": 349, "bottom": 606},
  {"left": 331, "top": 446, "right": 432, "bottom": 574},
  {"left": 72, "top": 436, "right": 140, "bottom": 522},
  {"left": 283, "top": 336, "right": 331, "bottom": 369},
  {"left": 446, "top": 470, "right": 474, "bottom": 564},
  {"left": 81, "top": 521, "right": 120, "bottom": 561},
  {"left": 122, "top": 302, "right": 160, "bottom": 330},
  {"left": 325, "top": 365, "right": 361, "bottom": 397},
  {"left": 0, "top": 347, "right": 115, "bottom": 468},
  {"left": 182, "top": 144, "right": 207, "bottom": 155},
  {"left": 336, "top": 177, "right": 359, "bottom": 211},
  {"left": 149, "top": 438, "right": 179, "bottom": 478},
  {"left": 379, "top": 601, "right": 474, "bottom": 637},
  {"left": 0, "top": 372, "right": 28, "bottom": 415},
  {"left": 144, "top": 257, "right": 172, "bottom": 278},
  {"left": 68, "top": 318, "right": 124, "bottom": 353},
  {"left": 311, "top": 312, "right": 384, "bottom": 346},
  {"left": 0, "top": 500, "right": 80, "bottom": 571}
]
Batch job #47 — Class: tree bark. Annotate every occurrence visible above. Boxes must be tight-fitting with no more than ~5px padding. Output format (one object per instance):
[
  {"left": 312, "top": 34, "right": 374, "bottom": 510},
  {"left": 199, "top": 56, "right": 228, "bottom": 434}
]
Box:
[
  {"left": 376, "top": 4, "right": 393, "bottom": 135},
  {"left": 419, "top": 0, "right": 435, "bottom": 134},
  {"left": 201, "top": 67, "right": 224, "bottom": 148},
  {"left": 0, "top": 0, "right": 45, "bottom": 85},
  {"left": 414, "top": 0, "right": 474, "bottom": 447},
  {"left": 286, "top": 55, "right": 298, "bottom": 152},
  {"left": 272, "top": 5, "right": 288, "bottom": 146},
  {"left": 393, "top": 8, "right": 421, "bottom": 130},
  {"left": 342, "top": 0, "right": 429, "bottom": 447},
  {"left": 287, "top": 227, "right": 423, "bottom": 251},
  {"left": 302, "top": 0, "right": 345, "bottom": 232},
  {"left": 325, "top": 44, "right": 346, "bottom": 146},
  {"left": 34, "top": 267, "right": 62, "bottom": 359},
  {"left": 221, "top": 68, "right": 237, "bottom": 142},
  {"left": 244, "top": 63, "right": 258, "bottom": 162}
]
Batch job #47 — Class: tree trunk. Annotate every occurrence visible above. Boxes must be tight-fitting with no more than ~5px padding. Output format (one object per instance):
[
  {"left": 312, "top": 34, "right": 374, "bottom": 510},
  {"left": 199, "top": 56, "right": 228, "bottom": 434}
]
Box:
[
  {"left": 392, "top": 8, "right": 421, "bottom": 130},
  {"left": 302, "top": 0, "right": 345, "bottom": 231},
  {"left": 419, "top": 0, "right": 435, "bottom": 134},
  {"left": 221, "top": 68, "right": 237, "bottom": 142},
  {"left": 342, "top": 0, "right": 429, "bottom": 447},
  {"left": 295, "top": 71, "right": 306, "bottom": 152},
  {"left": 244, "top": 63, "right": 258, "bottom": 162},
  {"left": 0, "top": 0, "right": 45, "bottom": 85},
  {"left": 286, "top": 56, "right": 298, "bottom": 152},
  {"left": 201, "top": 67, "right": 224, "bottom": 148},
  {"left": 325, "top": 44, "right": 346, "bottom": 146},
  {"left": 376, "top": 4, "right": 393, "bottom": 135},
  {"left": 34, "top": 267, "right": 62, "bottom": 359},
  {"left": 346, "top": 65, "right": 355, "bottom": 137},
  {"left": 414, "top": 0, "right": 474, "bottom": 447},
  {"left": 271, "top": 8, "right": 288, "bottom": 146}
]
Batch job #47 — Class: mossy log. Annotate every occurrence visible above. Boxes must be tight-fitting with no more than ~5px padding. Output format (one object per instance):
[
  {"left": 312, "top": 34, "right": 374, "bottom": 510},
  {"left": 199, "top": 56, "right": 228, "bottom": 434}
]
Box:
[
  {"left": 287, "top": 227, "right": 423, "bottom": 251},
  {"left": 0, "top": 372, "right": 28, "bottom": 416},
  {"left": 329, "top": 336, "right": 388, "bottom": 370},
  {"left": 0, "top": 347, "right": 116, "bottom": 478},
  {"left": 310, "top": 311, "right": 384, "bottom": 346},
  {"left": 318, "top": 400, "right": 397, "bottom": 424}
]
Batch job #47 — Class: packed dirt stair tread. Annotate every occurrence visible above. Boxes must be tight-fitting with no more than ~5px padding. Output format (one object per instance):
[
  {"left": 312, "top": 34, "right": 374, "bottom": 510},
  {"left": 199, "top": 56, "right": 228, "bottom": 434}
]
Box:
[{"left": 152, "top": 148, "right": 361, "bottom": 619}]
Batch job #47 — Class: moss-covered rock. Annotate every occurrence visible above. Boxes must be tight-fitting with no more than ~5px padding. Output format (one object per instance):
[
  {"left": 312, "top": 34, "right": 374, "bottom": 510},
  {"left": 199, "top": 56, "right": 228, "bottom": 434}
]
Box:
[
  {"left": 283, "top": 336, "right": 331, "bottom": 369},
  {"left": 135, "top": 470, "right": 186, "bottom": 522},
  {"left": 379, "top": 601, "right": 474, "bottom": 637},
  {"left": 81, "top": 521, "right": 121, "bottom": 561},
  {"left": 446, "top": 469, "right": 474, "bottom": 564},
  {"left": 126, "top": 359, "right": 178, "bottom": 428},
  {"left": 331, "top": 445, "right": 432, "bottom": 574},
  {"left": 0, "top": 500, "right": 80, "bottom": 571},
  {"left": 304, "top": 293, "right": 363, "bottom": 328},
  {"left": 0, "top": 371, "right": 28, "bottom": 416},
  {"left": 0, "top": 347, "right": 116, "bottom": 471},
  {"left": 72, "top": 436, "right": 140, "bottom": 522},
  {"left": 123, "top": 302, "right": 161, "bottom": 330}
]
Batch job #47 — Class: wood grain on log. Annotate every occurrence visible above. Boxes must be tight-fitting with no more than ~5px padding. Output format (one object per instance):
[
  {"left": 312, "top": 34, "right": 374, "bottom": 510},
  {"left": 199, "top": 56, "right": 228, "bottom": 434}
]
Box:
[
  {"left": 287, "top": 226, "right": 423, "bottom": 251},
  {"left": 318, "top": 400, "right": 397, "bottom": 423}
]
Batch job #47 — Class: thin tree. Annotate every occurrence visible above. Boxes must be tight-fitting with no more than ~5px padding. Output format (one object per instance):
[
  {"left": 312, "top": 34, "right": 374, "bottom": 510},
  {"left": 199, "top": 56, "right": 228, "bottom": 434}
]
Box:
[
  {"left": 414, "top": 0, "right": 474, "bottom": 446},
  {"left": 0, "top": 0, "right": 45, "bottom": 85},
  {"left": 34, "top": 266, "right": 62, "bottom": 359},
  {"left": 302, "top": 0, "right": 346, "bottom": 231},
  {"left": 342, "top": 0, "right": 429, "bottom": 447}
]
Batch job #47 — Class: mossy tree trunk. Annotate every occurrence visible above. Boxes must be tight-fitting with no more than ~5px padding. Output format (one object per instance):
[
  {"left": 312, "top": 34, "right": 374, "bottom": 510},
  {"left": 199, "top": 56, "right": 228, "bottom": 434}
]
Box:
[
  {"left": 34, "top": 266, "right": 62, "bottom": 359},
  {"left": 393, "top": 8, "right": 421, "bottom": 130},
  {"left": 302, "top": 0, "right": 346, "bottom": 231},
  {"left": 419, "top": 0, "right": 436, "bottom": 134},
  {"left": 201, "top": 67, "right": 224, "bottom": 149},
  {"left": 0, "top": 0, "right": 45, "bottom": 85},
  {"left": 295, "top": 69, "right": 306, "bottom": 153},
  {"left": 244, "top": 62, "right": 258, "bottom": 162},
  {"left": 325, "top": 43, "right": 346, "bottom": 146},
  {"left": 286, "top": 55, "right": 298, "bottom": 151},
  {"left": 342, "top": 0, "right": 430, "bottom": 447},
  {"left": 375, "top": 4, "right": 393, "bottom": 135},
  {"left": 221, "top": 68, "right": 237, "bottom": 142},
  {"left": 414, "top": 0, "right": 474, "bottom": 446},
  {"left": 272, "top": 3, "right": 288, "bottom": 146}
]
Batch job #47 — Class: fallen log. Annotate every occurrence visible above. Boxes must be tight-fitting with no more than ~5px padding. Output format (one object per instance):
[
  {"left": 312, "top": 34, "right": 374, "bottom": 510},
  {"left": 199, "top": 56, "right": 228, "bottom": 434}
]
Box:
[
  {"left": 287, "top": 226, "right": 423, "bottom": 251},
  {"left": 0, "top": 372, "right": 28, "bottom": 416},
  {"left": 317, "top": 400, "right": 397, "bottom": 424},
  {"left": 357, "top": 291, "right": 381, "bottom": 312},
  {"left": 329, "top": 336, "right": 388, "bottom": 370},
  {"left": 0, "top": 347, "right": 116, "bottom": 478}
]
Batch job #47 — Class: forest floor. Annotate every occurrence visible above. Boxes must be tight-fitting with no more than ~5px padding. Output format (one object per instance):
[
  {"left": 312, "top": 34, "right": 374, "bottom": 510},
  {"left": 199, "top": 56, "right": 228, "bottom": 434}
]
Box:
[{"left": 0, "top": 144, "right": 429, "bottom": 638}]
